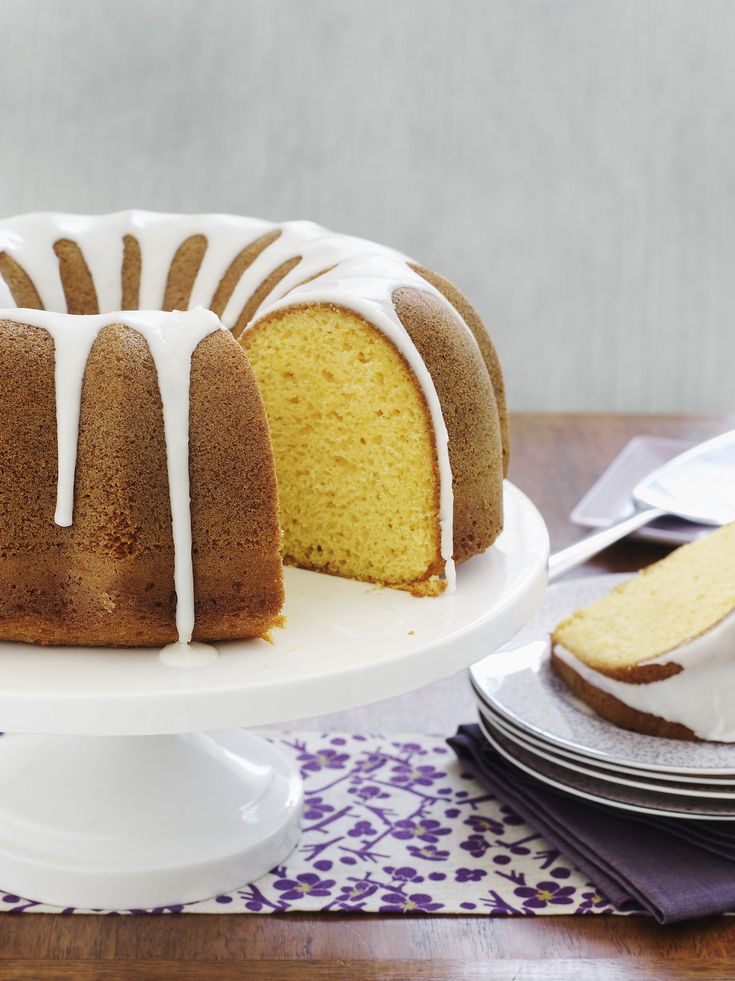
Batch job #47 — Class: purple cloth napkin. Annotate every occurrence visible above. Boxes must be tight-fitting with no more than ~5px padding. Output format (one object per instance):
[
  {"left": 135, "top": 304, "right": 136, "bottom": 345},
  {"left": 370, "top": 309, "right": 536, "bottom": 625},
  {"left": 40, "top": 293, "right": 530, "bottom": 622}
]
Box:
[{"left": 448, "top": 724, "right": 735, "bottom": 923}]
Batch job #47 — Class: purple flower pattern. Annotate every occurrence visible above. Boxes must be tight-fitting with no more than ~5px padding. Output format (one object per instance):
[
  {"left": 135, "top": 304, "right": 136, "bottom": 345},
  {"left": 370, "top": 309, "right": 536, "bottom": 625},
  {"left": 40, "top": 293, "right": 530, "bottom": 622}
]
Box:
[
  {"left": 0, "top": 732, "right": 617, "bottom": 916},
  {"left": 273, "top": 873, "right": 336, "bottom": 901},
  {"left": 379, "top": 891, "right": 444, "bottom": 913},
  {"left": 514, "top": 880, "right": 577, "bottom": 910}
]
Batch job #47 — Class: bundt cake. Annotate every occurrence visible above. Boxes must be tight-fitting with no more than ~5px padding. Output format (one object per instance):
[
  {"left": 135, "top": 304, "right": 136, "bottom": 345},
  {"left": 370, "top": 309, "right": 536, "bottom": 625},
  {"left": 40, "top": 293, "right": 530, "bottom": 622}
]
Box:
[
  {"left": 0, "top": 211, "right": 508, "bottom": 646},
  {"left": 551, "top": 523, "right": 735, "bottom": 742},
  {"left": 0, "top": 307, "right": 283, "bottom": 647}
]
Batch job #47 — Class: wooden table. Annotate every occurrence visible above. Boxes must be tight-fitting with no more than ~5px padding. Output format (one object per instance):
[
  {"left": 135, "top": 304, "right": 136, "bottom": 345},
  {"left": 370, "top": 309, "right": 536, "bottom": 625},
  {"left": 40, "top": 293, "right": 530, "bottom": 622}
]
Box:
[{"left": 5, "top": 413, "right": 735, "bottom": 981}]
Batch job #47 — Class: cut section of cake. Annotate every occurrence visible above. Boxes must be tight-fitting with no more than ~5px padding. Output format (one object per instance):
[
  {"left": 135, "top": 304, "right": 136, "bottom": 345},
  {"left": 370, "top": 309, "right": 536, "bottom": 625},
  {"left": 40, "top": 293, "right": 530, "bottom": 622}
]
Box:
[
  {"left": 0, "top": 211, "right": 509, "bottom": 645},
  {"left": 551, "top": 523, "right": 735, "bottom": 741},
  {"left": 241, "top": 288, "right": 504, "bottom": 597}
]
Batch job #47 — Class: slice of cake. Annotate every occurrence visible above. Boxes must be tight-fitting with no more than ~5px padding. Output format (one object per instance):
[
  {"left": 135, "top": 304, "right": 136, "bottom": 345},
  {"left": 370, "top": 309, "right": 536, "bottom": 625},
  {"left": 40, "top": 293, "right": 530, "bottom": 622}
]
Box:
[{"left": 551, "top": 523, "right": 735, "bottom": 742}]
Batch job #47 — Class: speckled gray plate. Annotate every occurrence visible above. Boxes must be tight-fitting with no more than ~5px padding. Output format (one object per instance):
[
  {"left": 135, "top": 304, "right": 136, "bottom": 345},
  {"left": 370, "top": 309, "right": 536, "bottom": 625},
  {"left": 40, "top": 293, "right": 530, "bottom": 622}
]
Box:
[
  {"left": 479, "top": 705, "right": 735, "bottom": 799},
  {"left": 478, "top": 699, "right": 735, "bottom": 787},
  {"left": 477, "top": 713, "right": 735, "bottom": 820},
  {"left": 469, "top": 574, "right": 735, "bottom": 777}
]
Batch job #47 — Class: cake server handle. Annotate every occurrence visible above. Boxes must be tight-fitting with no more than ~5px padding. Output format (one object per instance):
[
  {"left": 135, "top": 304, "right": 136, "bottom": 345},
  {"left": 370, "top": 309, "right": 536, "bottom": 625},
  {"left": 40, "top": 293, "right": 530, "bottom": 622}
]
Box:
[{"left": 547, "top": 506, "right": 667, "bottom": 583}]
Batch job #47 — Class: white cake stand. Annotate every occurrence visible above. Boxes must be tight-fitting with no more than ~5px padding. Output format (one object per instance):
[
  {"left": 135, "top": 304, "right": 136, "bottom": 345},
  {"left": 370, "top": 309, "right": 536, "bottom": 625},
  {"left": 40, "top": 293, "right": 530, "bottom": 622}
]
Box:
[{"left": 0, "top": 482, "right": 548, "bottom": 910}]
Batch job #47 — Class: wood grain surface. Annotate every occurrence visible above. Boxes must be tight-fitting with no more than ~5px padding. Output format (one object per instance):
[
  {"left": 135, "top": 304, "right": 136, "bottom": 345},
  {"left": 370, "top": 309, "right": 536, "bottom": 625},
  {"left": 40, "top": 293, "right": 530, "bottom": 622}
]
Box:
[{"left": 4, "top": 412, "right": 735, "bottom": 981}]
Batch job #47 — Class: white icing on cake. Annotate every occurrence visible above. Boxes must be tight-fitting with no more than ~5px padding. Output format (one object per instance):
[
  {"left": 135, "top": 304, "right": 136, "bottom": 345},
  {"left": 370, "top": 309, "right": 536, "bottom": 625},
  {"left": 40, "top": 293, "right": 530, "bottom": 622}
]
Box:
[
  {"left": 0, "top": 210, "right": 493, "bottom": 638},
  {"left": 5, "top": 305, "right": 222, "bottom": 646},
  {"left": 554, "top": 608, "right": 735, "bottom": 741}
]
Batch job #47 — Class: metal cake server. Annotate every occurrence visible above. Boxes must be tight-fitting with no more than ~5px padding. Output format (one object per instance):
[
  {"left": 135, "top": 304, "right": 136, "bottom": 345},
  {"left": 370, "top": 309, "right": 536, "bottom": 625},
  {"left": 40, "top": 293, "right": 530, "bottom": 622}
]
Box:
[{"left": 547, "top": 429, "right": 735, "bottom": 582}]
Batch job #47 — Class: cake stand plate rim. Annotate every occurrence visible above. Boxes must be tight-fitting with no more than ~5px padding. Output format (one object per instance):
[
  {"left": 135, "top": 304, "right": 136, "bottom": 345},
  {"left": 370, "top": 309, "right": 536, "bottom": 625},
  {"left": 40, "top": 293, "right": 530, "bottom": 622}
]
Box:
[{"left": 0, "top": 481, "right": 549, "bottom": 735}]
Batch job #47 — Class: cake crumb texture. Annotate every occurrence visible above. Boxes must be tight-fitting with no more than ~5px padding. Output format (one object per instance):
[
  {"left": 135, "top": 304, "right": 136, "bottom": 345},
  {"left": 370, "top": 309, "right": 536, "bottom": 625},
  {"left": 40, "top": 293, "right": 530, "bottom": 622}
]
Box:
[
  {"left": 552, "top": 522, "right": 735, "bottom": 673},
  {"left": 243, "top": 304, "right": 445, "bottom": 592}
]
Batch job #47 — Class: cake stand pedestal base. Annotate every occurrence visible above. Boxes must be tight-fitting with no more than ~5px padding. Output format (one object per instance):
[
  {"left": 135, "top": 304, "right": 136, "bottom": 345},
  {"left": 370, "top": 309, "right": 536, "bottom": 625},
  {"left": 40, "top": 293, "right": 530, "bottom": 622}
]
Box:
[
  {"left": 0, "top": 485, "right": 548, "bottom": 910},
  {"left": 0, "top": 730, "right": 302, "bottom": 910}
]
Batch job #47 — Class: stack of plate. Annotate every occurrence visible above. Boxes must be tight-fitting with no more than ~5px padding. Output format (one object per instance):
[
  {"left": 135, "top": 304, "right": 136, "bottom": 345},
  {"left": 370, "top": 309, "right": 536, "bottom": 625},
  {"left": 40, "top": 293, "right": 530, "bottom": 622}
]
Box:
[{"left": 469, "top": 574, "right": 735, "bottom": 821}]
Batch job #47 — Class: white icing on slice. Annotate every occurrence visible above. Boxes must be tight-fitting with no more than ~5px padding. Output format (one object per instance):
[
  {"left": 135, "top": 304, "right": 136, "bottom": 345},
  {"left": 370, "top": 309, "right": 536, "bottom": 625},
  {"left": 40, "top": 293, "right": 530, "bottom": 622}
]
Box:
[
  {"left": 1, "top": 304, "right": 223, "bottom": 645},
  {"left": 554, "top": 608, "right": 735, "bottom": 741}
]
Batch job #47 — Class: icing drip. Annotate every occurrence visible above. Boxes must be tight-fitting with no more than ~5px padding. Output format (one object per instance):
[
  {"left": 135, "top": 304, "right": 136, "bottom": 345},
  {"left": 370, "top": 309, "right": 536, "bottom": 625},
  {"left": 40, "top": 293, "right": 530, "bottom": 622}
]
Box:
[
  {"left": 44, "top": 318, "right": 102, "bottom": 526},
  {"left": 0, "top": 211, "right": 495, "bottom": 589},
  {"left": 554, "top": 608, "right": 735, "bottom": 741},
  {"left": 3, "top": 305, "right": 222, "bottom": 645},
  {"left": 131, "top": 309, "right": 222, "bottom": 645}
]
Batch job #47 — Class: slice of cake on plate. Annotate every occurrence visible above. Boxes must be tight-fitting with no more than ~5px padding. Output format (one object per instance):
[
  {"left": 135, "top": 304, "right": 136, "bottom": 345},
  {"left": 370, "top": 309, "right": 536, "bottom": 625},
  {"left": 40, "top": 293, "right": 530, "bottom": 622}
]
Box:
[{"left": 551, "top": 523, "right": 735, "bottom": 742}]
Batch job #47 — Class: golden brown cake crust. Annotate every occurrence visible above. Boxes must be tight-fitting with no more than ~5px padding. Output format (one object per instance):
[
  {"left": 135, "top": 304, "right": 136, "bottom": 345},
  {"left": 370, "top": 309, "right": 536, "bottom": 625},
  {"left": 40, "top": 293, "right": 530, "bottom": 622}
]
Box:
[
  {"left": 549, "top": 636, "right": 685, "bottom": 683},
  {"left": 232, "top": 256, "right": 303, "bottom": 336},
  {"left": 550, "top": 648, "right": 697, "bottom": 741},
  {"left": 210, "top": 230, "right": 282, "bottom": 318},
  {"left": 163, "top": 235, "right": 208, "bottom": 311},
  {"left": 53, "top": 239, "right": 99, "bottom": 314},
  {"left": 408, "top": 263, "right": 509, "bottom": 477},
  {"left": 121, "top": 235, "right": 141, "bottom": 310},
  {"left": 392, "top": 288, "right": 504, "bottom": 564},
  {"left": 0, "top": 319, "right": 283, "bottom": 645},
  {"left": 0, "top": 252, "right": 43, "bottom": 308}
]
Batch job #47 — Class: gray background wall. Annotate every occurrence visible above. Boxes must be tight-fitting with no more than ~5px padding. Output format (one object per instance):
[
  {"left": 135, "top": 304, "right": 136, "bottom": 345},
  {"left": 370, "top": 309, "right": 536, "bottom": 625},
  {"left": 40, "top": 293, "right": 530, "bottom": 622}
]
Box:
[{"left": 1, "top": 0, "right": 733, "bottom": 413}]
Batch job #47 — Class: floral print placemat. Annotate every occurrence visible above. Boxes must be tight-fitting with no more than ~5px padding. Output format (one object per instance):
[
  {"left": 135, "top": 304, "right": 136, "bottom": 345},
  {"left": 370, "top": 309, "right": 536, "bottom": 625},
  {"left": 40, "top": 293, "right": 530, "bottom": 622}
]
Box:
[{"left": 2, "top": 731, "right": 620, "bottom": 915}]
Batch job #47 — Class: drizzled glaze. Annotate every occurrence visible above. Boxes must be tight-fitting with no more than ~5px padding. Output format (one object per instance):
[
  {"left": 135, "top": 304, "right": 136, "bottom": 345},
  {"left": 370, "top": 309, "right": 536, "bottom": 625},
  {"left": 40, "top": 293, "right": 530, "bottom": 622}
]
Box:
[
  {"left": 4, "top": 305, "right": 222, "bottom": 646},
  {"left": 554, "top": 609, "right": 735, "bottom": 741},
  {"left": 0, "top": 211, "right": 482, "bottom": 639}
]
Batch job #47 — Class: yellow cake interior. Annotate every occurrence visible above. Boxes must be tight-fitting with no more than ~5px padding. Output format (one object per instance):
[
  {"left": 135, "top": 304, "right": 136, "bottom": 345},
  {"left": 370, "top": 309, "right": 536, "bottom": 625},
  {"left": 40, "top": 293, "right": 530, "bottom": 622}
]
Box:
[
  {"left": 242, "top": 304, "right": 445, "bottom": 594},
  {"left": 552, "top": 522, "right": 735, "bottom": 671}
]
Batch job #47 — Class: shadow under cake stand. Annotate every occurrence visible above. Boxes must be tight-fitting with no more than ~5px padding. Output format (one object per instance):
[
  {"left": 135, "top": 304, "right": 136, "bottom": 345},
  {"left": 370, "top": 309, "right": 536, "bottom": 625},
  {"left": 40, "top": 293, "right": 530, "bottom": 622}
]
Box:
[{"left": 0, "top": 482, "right": 548, "bottom": 910}]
